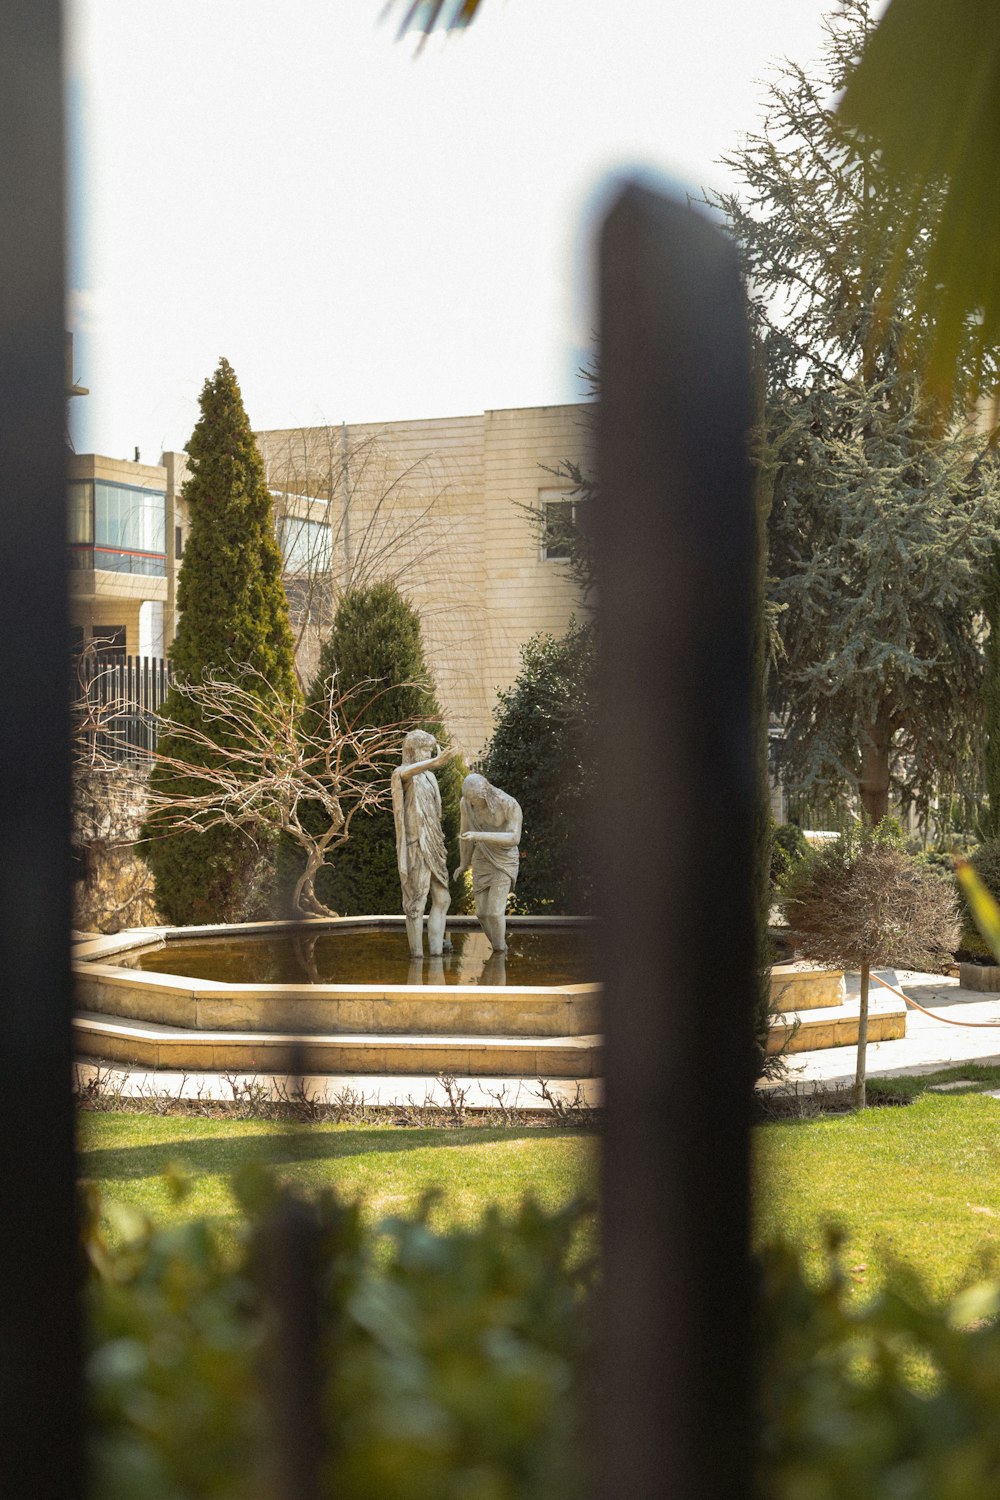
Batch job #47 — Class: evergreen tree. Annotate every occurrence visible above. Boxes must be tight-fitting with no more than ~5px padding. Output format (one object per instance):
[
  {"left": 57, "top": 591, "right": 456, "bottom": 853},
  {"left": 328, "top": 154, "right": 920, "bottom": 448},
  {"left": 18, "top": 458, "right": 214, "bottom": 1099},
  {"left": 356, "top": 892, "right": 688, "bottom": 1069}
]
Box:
[
  {"left": 304, "top": 582, "right": 464, "bottom": 915},
  {"left": 715, "top": 0, "right": 1000, "bottom": 829},
  {"left": 981, "top": 551, "right": 1000, "bottom": 839},
  {"left": 480, "top": 619, "right": 594, "bottom": 914},
  {"left": 144, "top": 358, "right": 298, "bottom": 924}
]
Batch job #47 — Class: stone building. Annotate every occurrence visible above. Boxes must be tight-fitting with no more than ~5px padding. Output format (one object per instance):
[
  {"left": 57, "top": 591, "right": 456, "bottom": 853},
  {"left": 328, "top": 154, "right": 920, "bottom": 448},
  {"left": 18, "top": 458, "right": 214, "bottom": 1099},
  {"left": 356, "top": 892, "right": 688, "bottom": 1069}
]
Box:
[{"left": 68, "top": 402, "right": 592, "bottom": 759}]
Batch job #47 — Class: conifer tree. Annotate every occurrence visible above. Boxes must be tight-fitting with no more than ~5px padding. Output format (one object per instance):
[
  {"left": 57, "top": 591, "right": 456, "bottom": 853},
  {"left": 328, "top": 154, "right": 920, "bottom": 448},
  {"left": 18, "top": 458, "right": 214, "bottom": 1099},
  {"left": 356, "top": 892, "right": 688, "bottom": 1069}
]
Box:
[
  {"left": 302, "top": 582, "right": 464, "bottom": 915},
  {"left": 716, "top": 0, "right": 1000, "bottom": 829},
  {"left": 144, "top": 358, "right": 298, "bottom": 923},
  {"left": 480, "top": 620, "right": 594, "bottom": 914}
]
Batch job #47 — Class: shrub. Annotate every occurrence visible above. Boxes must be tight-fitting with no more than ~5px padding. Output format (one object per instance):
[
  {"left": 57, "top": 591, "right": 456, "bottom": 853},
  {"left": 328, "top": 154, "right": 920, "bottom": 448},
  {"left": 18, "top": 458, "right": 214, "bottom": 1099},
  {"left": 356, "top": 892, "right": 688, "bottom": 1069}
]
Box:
[
  {"left": 769, "top": 821, "right": 810, "bottom": 890},
  {"left": 758, "top": 1228, "right": 1000, "bottom": 1499},
  {"left": 959, "top": 838, "right": 1000, "bottom": 958},
  {"left": 85, "top": 1174, "right": 593, "bottom": 1500},
  {"left": 479, "top": 619, "right": 594, "bottom": 914},
  {"left": 299, "top": 583, "right": 465, "bottom": 916},
  {"left": 782, "top": 818, "right": 960, "bottom": 1106},
  {"left": 83, "top": 1175, "right": 1000, "bottom": 1498}
]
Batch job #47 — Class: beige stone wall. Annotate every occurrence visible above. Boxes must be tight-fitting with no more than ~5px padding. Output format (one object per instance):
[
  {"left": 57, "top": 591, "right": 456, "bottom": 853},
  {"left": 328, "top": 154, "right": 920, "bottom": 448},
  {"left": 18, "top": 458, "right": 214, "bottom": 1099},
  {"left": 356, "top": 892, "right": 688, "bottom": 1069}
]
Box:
[
  {"left": 256, "top": 403, "right": 593, "bottom": 757},
  {"left": 71, "top": 406, "right": 591, "bottom": 750}
]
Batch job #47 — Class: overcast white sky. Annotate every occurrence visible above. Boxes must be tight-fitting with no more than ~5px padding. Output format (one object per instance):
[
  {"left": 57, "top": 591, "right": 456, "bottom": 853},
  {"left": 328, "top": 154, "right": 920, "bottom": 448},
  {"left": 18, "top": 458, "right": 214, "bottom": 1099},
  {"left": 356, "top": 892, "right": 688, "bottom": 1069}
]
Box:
[{"left": 67, "top": 0, "right": 857, "bottom": 462}]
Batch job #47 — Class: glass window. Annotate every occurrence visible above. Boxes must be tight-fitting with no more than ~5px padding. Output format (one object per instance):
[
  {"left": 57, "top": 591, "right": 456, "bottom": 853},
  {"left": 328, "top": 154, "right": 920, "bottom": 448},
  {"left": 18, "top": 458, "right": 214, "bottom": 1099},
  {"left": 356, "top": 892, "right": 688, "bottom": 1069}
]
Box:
[
  {"left": 93, "top": 481, "right": 165, "bottom": 554},
  {"left": 91, "top": 624, "right": 125, "bottom": 655},
  {"left": 540, "top": 492, "right": 578, "bottom": 562},
  {"left": 82, "top": 481, "right": 167, "bottom": 574},
  {"left": 67, "top": 481, "right": 93, "bottom": 544},
  {"left": 279, "top": 516, "right": 332, "bottom": 574}
]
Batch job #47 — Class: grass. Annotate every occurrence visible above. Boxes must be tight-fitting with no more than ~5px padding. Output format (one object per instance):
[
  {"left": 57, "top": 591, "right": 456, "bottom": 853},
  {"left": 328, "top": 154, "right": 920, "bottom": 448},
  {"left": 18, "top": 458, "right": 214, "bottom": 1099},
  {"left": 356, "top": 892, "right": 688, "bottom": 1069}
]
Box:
[
  {"left": 756, "top": 1075, "right": 1000, "bottom": 1299},
  {"left": 79, "top": 1063, "right": 1000, "bottom": 1305},
  {"left": 77, "top": 1111, "right": 598, "bottom": 1246}
]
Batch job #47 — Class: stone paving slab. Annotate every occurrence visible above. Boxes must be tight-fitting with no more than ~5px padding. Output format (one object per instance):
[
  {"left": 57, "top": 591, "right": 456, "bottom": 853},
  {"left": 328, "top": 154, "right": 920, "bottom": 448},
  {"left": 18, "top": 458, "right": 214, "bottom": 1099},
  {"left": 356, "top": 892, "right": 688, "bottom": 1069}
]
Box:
[{"left": 763, "top": 969, "right": 1000, "bottom": 1092}]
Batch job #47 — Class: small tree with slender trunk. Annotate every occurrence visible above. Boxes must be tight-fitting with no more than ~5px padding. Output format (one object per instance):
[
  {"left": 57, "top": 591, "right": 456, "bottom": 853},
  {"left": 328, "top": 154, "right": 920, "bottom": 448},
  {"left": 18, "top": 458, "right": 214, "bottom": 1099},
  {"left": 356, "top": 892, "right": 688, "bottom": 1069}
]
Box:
[{"left": 782, "top": 820, "right": 958, "bottom": 1108}]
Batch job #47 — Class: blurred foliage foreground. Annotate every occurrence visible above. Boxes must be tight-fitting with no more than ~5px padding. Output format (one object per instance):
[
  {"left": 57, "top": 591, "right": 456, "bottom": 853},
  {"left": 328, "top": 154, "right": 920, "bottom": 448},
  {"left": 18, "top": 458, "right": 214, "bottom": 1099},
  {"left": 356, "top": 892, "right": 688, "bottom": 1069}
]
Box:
[{"left": 83, "top": 1167, "right": 1000, "bottom": 1500}]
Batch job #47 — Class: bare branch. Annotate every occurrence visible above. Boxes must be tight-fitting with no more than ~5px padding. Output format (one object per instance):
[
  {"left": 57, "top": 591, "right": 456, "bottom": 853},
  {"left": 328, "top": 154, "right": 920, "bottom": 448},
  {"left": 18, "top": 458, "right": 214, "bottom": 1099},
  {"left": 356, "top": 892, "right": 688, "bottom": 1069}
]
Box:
[{"left": 145, "top": 665, "right": 428, "bottom": 917}]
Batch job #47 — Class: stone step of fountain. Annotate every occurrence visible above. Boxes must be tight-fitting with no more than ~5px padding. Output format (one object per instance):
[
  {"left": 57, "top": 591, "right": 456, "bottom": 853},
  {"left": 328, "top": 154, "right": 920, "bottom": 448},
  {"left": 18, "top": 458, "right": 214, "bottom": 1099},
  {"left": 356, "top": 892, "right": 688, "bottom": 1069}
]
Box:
[
  {"left": 73, "top": 1011, "right": 603, "bottom": 1079},
  {"left": 74, "top": 967, "right": 600, "bottom": 1039},
  {"left": 767, "top": 994, "right": 906, "bottom": 1055},
  {"left": 769, "top": 964, "right": 845, "bottom": 1012}
]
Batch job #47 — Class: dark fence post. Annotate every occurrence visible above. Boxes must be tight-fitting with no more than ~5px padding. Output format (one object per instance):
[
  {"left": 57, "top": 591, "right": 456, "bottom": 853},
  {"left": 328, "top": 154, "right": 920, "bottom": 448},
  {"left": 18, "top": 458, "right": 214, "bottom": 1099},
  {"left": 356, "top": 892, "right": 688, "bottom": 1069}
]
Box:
[
  {"left": 0, "top": 4, "right": 83, "bottom": 1498},
  {"left": 595, "top": 184, "right": 756, "bottom": 1497}
]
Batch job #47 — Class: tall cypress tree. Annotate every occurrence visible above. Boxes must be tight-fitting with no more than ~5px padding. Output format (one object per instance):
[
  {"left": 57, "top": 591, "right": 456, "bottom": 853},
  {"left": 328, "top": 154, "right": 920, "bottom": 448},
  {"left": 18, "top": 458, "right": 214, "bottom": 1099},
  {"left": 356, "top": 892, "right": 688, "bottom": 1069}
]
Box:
[
  {"left": 304, "top": 582, "right": 464, "bottom": 915},
  {"left": 144, "top": 358, "right": 298, "bottom": 924}
]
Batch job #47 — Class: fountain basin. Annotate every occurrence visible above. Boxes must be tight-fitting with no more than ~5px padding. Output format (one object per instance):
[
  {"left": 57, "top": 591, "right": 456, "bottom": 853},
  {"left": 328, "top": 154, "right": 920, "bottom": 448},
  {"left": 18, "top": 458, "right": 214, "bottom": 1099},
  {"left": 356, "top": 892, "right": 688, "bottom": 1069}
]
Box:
[{"left": 73, "top": 916, "right": 601, "bottom": 1078}]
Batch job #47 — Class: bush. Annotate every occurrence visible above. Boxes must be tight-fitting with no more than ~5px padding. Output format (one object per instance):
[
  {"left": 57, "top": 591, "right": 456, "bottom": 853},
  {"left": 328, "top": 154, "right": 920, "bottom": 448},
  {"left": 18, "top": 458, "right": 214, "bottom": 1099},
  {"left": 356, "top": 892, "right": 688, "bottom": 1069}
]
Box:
[
  {"left": 758, "top": 1228, "right": 1000, "bottom": 1499},
  {"left": 299, "top": 583, "right": 466, "bottom": 916},
  {"left": 84, "top": 1177, "right": 1000, "bottom": 1498},
  {"left": 769, "top": 821, "right": 810, "bottom": 890},
  {"left": 479, "top": 619, "right": 594, "bottom": 914},
  {"left": 959, "top": 839, "right": 1000, "bottom": 958},
  {"left": 85, "top": 1173, "right": 593, "bottom": 1500}
]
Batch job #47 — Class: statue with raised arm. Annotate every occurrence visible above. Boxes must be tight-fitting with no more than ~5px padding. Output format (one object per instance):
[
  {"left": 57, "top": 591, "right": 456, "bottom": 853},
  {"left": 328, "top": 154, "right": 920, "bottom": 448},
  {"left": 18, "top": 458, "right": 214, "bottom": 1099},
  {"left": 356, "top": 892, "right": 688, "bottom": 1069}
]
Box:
[
  {"left": 454, "top": 773, "right": 522, "bottom": 953},
  {"left": 391, "top": 729, "right": 456, "bottom": 958}
]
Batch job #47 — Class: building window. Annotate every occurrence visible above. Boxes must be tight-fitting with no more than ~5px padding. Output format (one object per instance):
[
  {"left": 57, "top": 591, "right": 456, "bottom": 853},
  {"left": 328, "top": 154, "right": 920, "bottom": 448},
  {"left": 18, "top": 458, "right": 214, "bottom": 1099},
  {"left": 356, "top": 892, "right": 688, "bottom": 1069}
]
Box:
[
  {"left": 279, "top": 515, "right": 333, "bottom": 574},
  {"left": 67, "top": 481, "right": 93, "bottom": 544},
  {"left": 539, "top": 490, "right": 579, "bottom": 562},
  {"left": 68, "top": 480, "right": 167, "bottom": 576},
  {"left": 175, "top": 525, "right": 184, "bottom": 558}
]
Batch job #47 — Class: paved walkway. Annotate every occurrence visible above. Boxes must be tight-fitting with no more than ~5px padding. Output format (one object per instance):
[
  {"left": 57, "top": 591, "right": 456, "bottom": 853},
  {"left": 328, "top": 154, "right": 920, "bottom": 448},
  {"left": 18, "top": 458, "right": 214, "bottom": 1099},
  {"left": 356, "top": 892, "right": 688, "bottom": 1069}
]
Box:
[{"left": 768, "top": 969, "right": 1000, "bottom": 1092}]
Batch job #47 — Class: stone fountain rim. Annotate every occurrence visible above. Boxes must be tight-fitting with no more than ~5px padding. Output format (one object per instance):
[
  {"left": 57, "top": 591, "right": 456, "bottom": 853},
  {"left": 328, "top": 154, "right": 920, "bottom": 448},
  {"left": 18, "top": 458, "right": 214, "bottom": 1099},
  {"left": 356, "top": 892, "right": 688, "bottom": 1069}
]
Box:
[{"left": 73, "top": 914, "right": 598, "bottom": 1000}]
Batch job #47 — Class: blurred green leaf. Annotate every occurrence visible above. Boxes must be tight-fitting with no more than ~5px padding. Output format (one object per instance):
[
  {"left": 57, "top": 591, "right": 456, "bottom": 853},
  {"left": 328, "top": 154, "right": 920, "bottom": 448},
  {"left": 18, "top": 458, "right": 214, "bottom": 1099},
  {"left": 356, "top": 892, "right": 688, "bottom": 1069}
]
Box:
[
  {"left": 840, "top": 0, "right": 1000, "bottom": 404},
  {"left": 956, "top": 857, "right": 1000, "bottom": 961}
]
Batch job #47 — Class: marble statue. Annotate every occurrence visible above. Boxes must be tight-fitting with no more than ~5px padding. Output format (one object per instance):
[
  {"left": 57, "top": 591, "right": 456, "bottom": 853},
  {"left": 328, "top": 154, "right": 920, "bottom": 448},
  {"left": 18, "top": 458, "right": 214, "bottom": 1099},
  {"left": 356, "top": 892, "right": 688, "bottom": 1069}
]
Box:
[
  {"left": 391, "top": 730, "right": 456, "bottom": 958},
  {"left": 454, "top": 772, "right": 522, "bottom": 952}
]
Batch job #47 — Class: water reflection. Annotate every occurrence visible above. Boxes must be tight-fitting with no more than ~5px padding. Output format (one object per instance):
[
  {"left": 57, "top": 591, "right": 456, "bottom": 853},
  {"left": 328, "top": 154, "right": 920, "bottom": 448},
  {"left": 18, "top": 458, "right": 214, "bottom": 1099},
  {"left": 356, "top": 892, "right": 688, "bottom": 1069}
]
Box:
[
  {"left": 478, "top": 951, "right": 507, "bottom": 987},
  {"left": 121, "top": 924, "right": 592, "bottom": 988}
]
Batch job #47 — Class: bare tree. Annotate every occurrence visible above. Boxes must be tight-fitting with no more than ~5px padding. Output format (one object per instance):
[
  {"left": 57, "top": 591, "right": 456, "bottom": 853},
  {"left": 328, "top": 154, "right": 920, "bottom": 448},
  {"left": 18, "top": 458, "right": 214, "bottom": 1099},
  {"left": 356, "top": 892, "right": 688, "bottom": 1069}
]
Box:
[{"left": 143, "top": 664, "right": 417, "bottom": 917}]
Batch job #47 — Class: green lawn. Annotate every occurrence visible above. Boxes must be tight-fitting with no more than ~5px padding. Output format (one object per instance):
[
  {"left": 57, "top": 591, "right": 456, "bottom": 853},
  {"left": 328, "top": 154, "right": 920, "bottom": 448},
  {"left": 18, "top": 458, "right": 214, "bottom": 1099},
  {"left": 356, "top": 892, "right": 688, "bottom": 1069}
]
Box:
[
  {"left": 77, "top": 1112, "right": 598, "bottom": 1244},
  {"left": 756, "top": 1086, "right": 1000, "bottom": 1298},
  {"left": 80, "top": 1077, "right": 1000, "bottom": 1303}
]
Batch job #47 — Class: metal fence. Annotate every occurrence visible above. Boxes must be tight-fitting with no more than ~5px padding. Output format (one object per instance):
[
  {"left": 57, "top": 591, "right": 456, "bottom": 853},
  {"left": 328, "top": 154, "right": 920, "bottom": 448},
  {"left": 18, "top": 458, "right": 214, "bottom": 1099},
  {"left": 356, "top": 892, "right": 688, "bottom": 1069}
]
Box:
[{"left": 71, "top": 653, "right": 171, "bottom": 763}]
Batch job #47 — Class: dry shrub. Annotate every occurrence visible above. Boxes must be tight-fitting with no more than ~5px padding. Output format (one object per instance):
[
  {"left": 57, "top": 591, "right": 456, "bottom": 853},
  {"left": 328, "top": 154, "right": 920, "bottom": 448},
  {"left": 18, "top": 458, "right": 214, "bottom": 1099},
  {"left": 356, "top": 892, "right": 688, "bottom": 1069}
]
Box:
[
  {"left": 783, "top": 827, "right": 959, "bottom": 973},
  {"left": 782, "top": 821, "right": 959, "bottom": 1107}
]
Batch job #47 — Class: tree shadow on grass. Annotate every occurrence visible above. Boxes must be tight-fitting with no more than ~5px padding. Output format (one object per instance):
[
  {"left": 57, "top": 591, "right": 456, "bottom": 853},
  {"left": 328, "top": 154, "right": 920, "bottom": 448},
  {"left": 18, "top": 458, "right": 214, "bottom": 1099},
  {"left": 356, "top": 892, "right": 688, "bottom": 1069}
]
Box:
[{"left": 78, "top": 1125, "right": 594, "bottom": 1183}]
